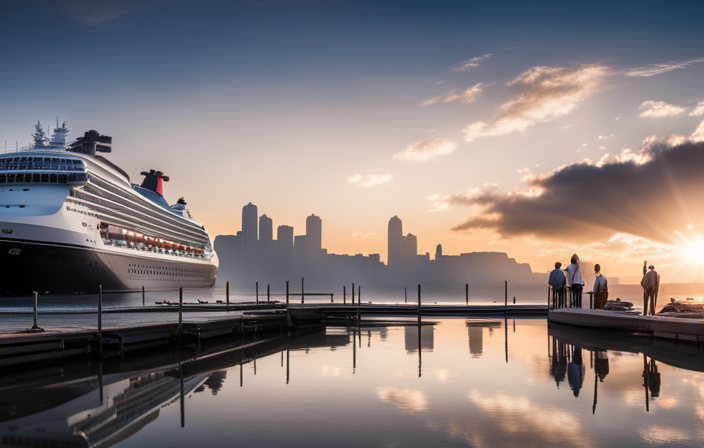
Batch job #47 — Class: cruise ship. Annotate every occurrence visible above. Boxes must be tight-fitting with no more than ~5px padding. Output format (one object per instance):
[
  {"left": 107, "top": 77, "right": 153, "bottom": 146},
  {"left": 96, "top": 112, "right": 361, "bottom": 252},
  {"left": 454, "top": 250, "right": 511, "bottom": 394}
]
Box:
[{"left": 0, "top": 121, "right": 217, "bottom": 294}]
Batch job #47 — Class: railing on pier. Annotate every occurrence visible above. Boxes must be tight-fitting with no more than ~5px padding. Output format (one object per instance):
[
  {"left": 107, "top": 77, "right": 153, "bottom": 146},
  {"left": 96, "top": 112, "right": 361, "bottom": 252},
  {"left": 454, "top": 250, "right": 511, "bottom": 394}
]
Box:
[{"left": 549, "top": 286, "right": 594, "bottom": 310}]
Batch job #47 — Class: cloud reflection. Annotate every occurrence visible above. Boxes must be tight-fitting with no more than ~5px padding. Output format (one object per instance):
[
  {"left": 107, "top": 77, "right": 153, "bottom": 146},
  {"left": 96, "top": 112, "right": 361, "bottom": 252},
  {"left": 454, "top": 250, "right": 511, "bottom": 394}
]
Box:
[{"left": 376, "top": 387, "right": 428, "bottom": 414}]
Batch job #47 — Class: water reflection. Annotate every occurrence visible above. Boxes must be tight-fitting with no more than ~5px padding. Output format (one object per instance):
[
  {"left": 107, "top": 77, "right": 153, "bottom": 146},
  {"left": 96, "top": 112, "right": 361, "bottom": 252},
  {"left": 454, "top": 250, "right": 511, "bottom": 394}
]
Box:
[{"left": 2, "top": 319, "right": 704, "bottom": 447}]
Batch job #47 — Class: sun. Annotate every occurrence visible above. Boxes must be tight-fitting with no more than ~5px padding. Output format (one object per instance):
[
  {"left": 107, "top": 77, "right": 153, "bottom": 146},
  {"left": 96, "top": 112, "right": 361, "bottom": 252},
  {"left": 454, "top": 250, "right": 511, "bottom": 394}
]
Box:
[{"left": 682, "top": 236, "right": 704, "bottom": 264}]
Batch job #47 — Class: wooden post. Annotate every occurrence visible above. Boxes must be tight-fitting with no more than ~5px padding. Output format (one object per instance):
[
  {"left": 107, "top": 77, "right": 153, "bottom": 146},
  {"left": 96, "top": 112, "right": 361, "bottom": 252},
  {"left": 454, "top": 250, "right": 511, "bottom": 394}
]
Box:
[
  {"left": 417, "top": 284, "right": 421, "bottom": 322},
  {"left": 286, "top": 281, "right": 290, "bottom": 328},
  {"left": 465, "top": 283, "right": 469, "bottom": 306},
  {"left": 267, "top": 284, "right": 270, "bottom": 302},
  {"left": 32, "top": 291, "right": 40, "bottom": 330},
  {"left": 256, "top": 282, "right": 259, "bottom": 305},
  {"left": 226, "top": 281, "right": 230, "bottom": 312},
  {"left": 179, "top": 361, "right": 185, "bottom": 427},
  {"left": 98, "top": 285, "right": 103, "bottom": 357},
  {"left": 504, "top": 280, "right": 508, "bottom": 311},
  {"left": 301, "top": 277, "right": 305, "bottom": 304},
  {"left": 352, "top": 283, "right": 355, "bottom": 305},
  {"left": 178, "top": 287, "right": 183, "bottom": 338},
  {"left": 142, "top": 285, "right": 145, "bottom": 306},
  {"left": 548, "top": 286, "right": 551, "bottom": 309},
  {"left": 357, "top": 286, "right": 361, "bottom": 323},
  {"left": 330, "top": 293, "right": 334, "bottom": 303},
  {"left": 343, "top": 285, "right": 346, "bottom": 304}
]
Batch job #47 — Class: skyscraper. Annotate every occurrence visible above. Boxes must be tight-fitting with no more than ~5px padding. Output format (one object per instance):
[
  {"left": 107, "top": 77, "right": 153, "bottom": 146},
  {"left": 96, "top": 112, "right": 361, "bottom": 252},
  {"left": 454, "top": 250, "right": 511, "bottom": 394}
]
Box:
[
  {"left": 259, "top": 214, "right": 273, "bottom": 242},
  {"left": 306, "top": 214, "right": 322, "bottom": 252},
  {"left": 242, "top": 202, "right": 258, "bottom": 242},
  {"left": 388, "top": 215, "right": 402, "bottom": 267}
]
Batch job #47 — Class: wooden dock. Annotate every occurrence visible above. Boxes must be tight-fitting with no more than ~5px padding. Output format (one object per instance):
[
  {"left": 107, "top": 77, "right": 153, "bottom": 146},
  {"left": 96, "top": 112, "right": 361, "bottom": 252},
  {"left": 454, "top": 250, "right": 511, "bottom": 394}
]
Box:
[
  {"left": 0, "top": 302, "right": 546, "bottom": 368},
  {"left": 549, "top": 308, "right": 704, "bottom": 343}
]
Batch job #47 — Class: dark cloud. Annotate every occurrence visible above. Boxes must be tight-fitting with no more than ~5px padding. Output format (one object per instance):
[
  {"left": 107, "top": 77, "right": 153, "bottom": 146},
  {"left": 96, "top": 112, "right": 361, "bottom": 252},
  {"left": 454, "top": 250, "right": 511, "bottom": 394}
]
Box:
[{"left": 451, "top": 142, "right": 704, "bottom": 244}]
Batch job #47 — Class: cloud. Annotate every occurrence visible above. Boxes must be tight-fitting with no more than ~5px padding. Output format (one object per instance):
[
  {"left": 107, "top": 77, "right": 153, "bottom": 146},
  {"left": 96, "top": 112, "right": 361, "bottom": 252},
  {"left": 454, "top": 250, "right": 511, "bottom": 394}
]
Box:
[
  {"left": 377, "top": 387, "right": 428, "bottom": 414},
  {"left": 452, "top": 54, "right": 492, "bottom": 72},
  {"left": 440, "top": 138, "right": 704, "bottom": 244},
  {"left": 394, "top": 137, "right": 457, "bottom": 162},
  {"left": 690, "top": 100, "right": 704, "bottom": 117},
  {"left": 463, "top": 64, "right": 608, "bottom": 142},
  {"left": 597, "top": 134, "right": 614, "bottom": 140},
  {"left": 422, "top": 83, "right": 484, "bottom": 106},
  {"left": 691, "top": 119, "right": 704, "bottom": 142},
  {"left": 623, "top": 57, "right": 704, "bottom": 77},
  {"left": 60, "top": 0, "right": 162, "bottom": 24},
  {"left": 352, "top": 232, "right": 373, "bottom": 239},
  {"left": 347, "top": 173, "right": 392, "bottom": 187},
  {"left": 638, "top": 100, "right": 686, "bottom": 118}
]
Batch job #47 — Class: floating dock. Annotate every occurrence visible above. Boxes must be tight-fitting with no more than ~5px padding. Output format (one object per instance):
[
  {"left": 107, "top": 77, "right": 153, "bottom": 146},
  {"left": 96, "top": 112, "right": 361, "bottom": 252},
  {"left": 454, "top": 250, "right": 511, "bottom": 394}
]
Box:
[
  {"left": 549, "top": 308, "right": 704, "bottom": 343},
  {"left": 0, "top": 303, "right": 546, "bottom": 368}
]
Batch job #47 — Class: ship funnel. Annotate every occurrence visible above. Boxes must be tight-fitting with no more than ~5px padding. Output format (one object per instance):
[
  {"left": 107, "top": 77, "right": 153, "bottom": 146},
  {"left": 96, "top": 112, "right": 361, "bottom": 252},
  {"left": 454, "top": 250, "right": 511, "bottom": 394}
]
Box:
[
  {"left": 69, "top": 130, "right": 113, "bottom": 155},
  {"left": 140, "top": 169, "right": 170, "bottom": 195}
]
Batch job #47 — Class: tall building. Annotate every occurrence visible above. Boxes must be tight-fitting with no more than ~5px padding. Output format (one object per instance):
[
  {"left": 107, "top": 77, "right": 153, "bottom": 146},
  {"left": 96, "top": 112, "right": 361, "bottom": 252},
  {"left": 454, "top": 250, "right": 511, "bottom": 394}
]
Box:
[
  {"left": 277, "top": 225, "right": 293, "bottom": 249},
  {"left": 388, "top": 215, "right": 402, "bottom": 267},
  {"left": 435, "top": 244, "right": 443, "bottom": 260},
  {"left": 306, "top": 214, "right": 322, "bottom": 252},
  {"left": 242, "top": 202, "right": 258, "bottom": 242},
  {"left": 403, "top": 233, "right": 418, "bottom": 263},
  {"left": 259, "top": 214, "right": 273, "bottom": 242}
]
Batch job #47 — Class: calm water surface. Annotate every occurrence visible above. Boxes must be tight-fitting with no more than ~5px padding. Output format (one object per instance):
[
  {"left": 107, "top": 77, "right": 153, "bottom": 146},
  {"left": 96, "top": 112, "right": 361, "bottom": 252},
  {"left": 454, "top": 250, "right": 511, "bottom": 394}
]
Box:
[{"left": 2, "top": 318, "right": 704, "bottom": 447}]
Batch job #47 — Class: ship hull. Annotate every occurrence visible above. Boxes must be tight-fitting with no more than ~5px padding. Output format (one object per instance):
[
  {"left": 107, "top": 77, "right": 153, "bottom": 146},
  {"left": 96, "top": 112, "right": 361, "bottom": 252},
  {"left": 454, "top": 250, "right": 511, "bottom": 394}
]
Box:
[{"left": 0, "top": 237, "right": 216, "bottom": 295}]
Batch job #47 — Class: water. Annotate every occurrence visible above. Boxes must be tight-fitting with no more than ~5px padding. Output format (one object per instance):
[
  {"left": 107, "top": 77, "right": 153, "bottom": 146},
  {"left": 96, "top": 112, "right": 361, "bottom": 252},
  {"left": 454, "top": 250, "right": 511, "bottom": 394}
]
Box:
[{"left": 2, "top": 318, "right": 703, "bottom": 447}]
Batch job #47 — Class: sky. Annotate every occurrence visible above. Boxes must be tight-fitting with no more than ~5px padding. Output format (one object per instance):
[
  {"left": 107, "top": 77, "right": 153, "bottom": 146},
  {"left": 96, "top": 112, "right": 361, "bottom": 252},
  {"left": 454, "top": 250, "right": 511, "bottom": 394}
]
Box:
[{"left": 2, "top": 0, "right": 704, "bottom": 283}]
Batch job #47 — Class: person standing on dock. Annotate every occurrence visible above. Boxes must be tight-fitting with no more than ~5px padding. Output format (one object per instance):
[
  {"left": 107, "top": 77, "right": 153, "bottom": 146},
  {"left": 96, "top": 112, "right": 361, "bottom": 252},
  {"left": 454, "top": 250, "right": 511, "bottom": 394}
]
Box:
[
  {"left": 549, "top": 262, "right": 566, "bottom": 308},
  {"left": 566, "top": 254, "right": 584, "bottom": 307},
  {"left": 592, "top": 264, "right": 608, "bottom": 309},
  {"left": 641, "top": 265, "right": 660, "bottom": 315}
]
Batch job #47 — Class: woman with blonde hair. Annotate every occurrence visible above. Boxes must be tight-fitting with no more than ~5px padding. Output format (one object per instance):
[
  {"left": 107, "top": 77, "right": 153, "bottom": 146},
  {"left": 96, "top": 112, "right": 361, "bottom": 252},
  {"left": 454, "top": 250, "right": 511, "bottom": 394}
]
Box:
[{"left": 566, "top": 254, "right": 584, "bottom": 307}]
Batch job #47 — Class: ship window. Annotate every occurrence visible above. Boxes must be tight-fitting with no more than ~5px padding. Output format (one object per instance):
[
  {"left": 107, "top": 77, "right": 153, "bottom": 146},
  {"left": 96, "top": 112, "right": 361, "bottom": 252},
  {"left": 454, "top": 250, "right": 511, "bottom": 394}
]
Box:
[
  {"left": 7, "top": 174, "right": 15, "bottom": 183},
  {"left": 41, "top": 174, "right": 49, "bottom": 183}
]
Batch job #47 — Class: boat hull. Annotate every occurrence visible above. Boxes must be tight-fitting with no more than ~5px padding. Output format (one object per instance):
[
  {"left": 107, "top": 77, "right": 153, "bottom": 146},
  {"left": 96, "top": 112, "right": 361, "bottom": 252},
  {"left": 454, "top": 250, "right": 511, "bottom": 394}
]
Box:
[{"left": 0, "top": 237, "right": 216, "bottom": 294}]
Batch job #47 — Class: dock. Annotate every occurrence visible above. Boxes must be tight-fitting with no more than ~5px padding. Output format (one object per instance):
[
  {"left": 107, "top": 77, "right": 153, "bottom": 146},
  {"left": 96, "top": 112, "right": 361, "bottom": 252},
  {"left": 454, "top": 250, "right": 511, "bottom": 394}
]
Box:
[
  {"left": 549, "top": 308, "right": 704, "bottom": 343},
  {"left": 0, "top": 302, "right": 546, "bottom": 368}
]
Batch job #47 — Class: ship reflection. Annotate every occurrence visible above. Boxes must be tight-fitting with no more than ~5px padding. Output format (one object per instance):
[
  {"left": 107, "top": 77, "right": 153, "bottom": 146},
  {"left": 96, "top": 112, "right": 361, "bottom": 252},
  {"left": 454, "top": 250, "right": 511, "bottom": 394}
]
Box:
[{"left": 0, "top": 330, "right": 350, "bottom": 448}]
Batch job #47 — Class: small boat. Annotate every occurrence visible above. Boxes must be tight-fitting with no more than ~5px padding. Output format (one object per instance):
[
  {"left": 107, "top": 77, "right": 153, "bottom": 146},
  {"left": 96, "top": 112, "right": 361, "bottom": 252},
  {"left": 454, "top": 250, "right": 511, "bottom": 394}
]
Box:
[
  {"left": 657, "top": 298, "right": 704, "bottom": 319},
  {"left": 603, "top": 299, "right": 634, "bottom": 311}
]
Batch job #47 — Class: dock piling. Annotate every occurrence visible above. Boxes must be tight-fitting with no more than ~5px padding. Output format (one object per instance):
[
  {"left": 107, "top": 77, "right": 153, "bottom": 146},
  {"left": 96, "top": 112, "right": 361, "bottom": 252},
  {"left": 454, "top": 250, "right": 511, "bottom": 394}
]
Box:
[
  {"left": 267, "top": 284, "right": 270, "bottom": 302},
  {"left": 226, "top": 281, "right": 230, "bottom": 312},
  {"left": 178, "top": 287, "right": 183, "bottom": 338},
  {"left": 465, "top": 283, "right": 469, "bottom": 306},
  {"left": 504, "top": 280, "right": 508, "bottom": 311},
  {"left": 286, "top": 281, "right": 291, "bottom": 328},
  {"left": 352, "top": 283, "right": 355, "bottom": 305},
  {"left": 31, "top": 291, "right": 42, "bottom": 331},
  {"left": 98, "top": 285, "right": 103, "bottom": 357},
  {"left": 256, "top": 282, "right": 259, "bottom": 305},
  {"left": 142, "top": 285, "right": 145, "bottom": 306},
  {"left": 343, "top": 285, "right": 346, "bottom": 304},
  {"left": 330, "top": 293, "right": 334, "bottom": 303},
  {"left": 301, "top": 277, "right": 305, "bottom": 304},
  {"left": 417, "top": 284, "right": 421, "bottom": 322},
  {"left": 358, "top": 285, "right": 361, "bottom": 303}
]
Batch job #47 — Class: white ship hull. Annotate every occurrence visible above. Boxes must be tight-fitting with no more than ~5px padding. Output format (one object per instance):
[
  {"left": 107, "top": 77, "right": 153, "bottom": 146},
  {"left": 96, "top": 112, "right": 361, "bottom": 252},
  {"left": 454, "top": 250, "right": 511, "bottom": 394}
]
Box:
[{"left": 0, "top": 132, "right": 218, "bottom": 294}]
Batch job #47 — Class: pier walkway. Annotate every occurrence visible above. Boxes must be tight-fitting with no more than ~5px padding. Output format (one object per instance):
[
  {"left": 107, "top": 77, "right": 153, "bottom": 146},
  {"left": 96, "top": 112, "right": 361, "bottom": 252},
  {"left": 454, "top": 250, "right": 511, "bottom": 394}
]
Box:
[{"left": 549, "top": 308, "right": 704, "bottom": 343}]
